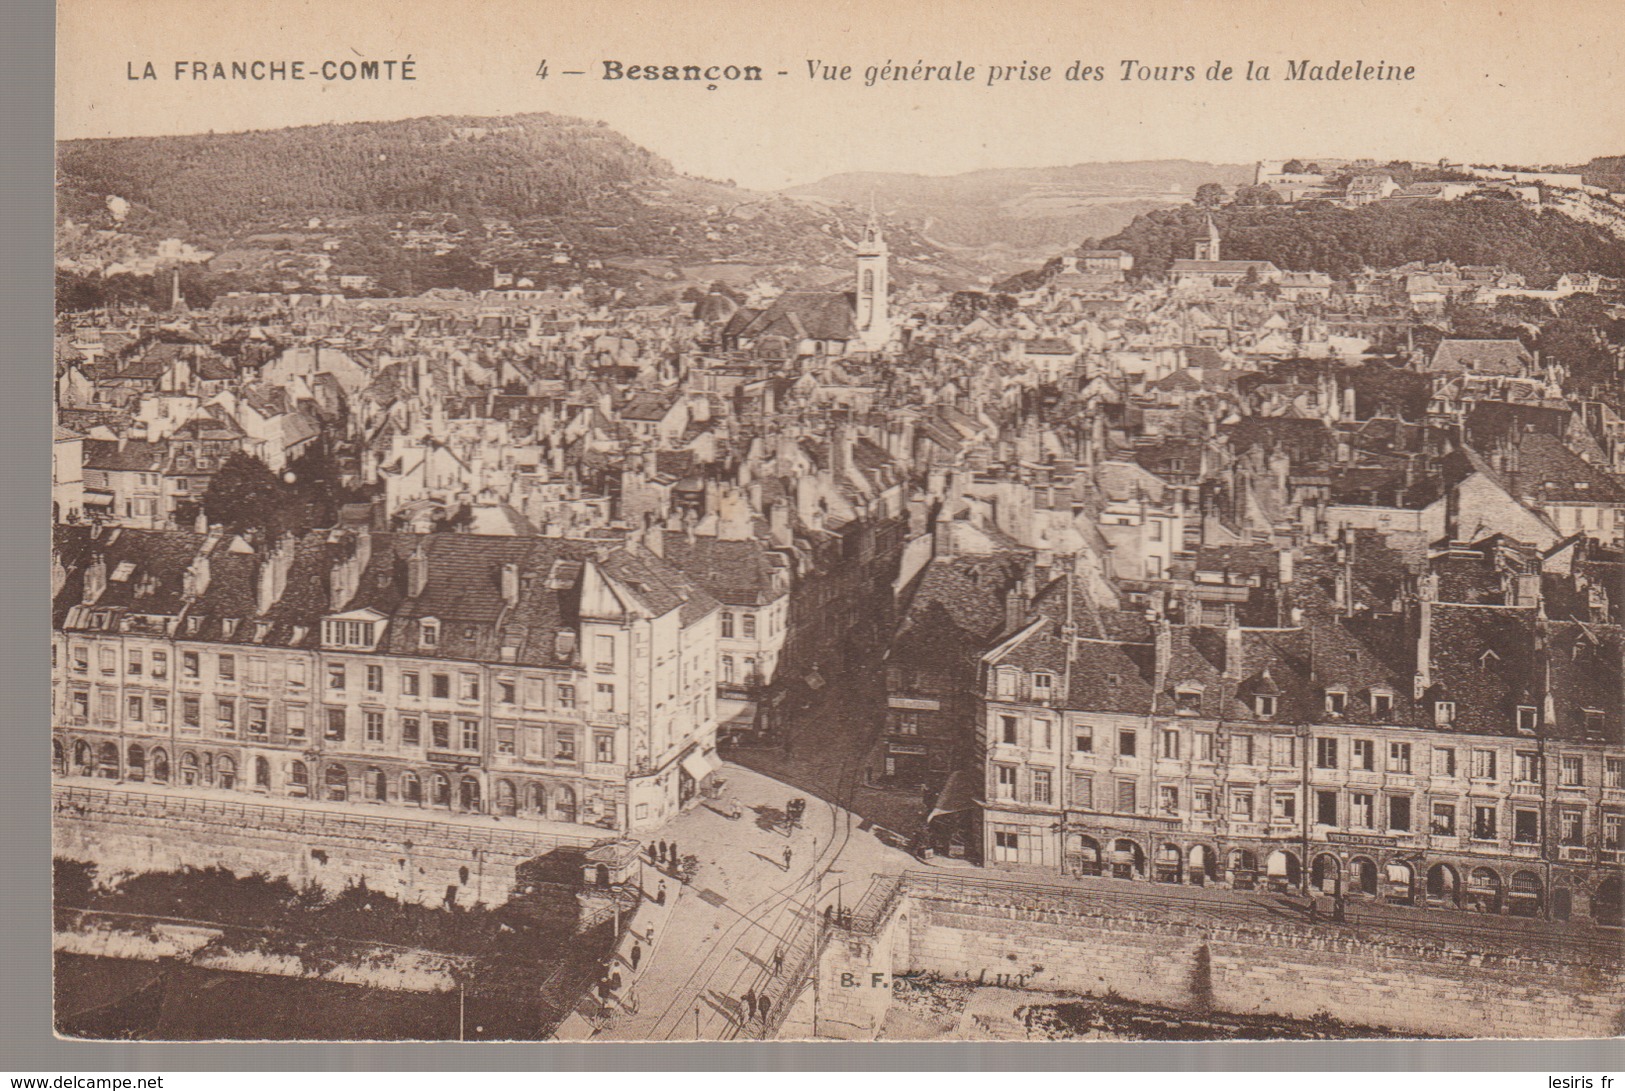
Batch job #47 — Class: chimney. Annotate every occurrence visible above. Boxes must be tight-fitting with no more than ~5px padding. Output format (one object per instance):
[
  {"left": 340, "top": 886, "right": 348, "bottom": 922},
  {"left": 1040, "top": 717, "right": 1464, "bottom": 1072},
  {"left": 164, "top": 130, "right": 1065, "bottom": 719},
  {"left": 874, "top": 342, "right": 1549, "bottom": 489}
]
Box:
[
  {"left": 1414, "top": 573, "right": 1437, "bottom": 698},
  {"left": 256, "top": 535, "right": 295, "bottom": 616},
  {"left": 645, "top": 523, "right": 665, "bottom": 558},
  {"left": 500, "top": 561, "right": 520, "bottom": 605},
  {"left": 181, "top": 552, "right": 211, "bottom": 600},
  {"left": 407, "top": 536, "right": 430, "bottom": 598},
  {"left": 769, "top": 502, "right": 792, "bottom": 548},
  {"left": 1153, "top": 617, "right": 1173, "bottom": 687},
  {"left": 1223, "top": 615, "right": 1244, "bottom": 680},
  {"left": 1277, "top": 546, "right": 1294, "bottom": 585},
  {"left": 1003, "top": 576, "right": 1030, "bottom": 634},
  {"left": 81, "top": 554, "right": 108, "bottom": 605}
]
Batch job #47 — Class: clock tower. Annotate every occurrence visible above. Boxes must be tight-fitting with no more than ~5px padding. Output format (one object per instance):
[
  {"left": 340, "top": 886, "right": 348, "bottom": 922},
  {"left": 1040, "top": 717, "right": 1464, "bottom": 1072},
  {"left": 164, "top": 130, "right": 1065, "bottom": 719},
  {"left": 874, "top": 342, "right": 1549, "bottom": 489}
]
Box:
[{"left": 855, "top": 212, "right": 891, "bottom": 351}]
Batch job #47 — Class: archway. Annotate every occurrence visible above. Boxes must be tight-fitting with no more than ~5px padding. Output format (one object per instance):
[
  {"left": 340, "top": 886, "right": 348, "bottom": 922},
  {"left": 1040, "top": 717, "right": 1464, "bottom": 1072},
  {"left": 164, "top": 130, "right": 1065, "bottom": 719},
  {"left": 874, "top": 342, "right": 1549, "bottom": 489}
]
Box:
[
  {"left": 1188, "top": 845, "right": 1218, "bottom": 886},
  {"left": 1553, "top": 886, "right": 1573, "bottom": 922},
  {"left": 402, "top": 771, "right": 422, "bottom": 805},
  {"left": 1349, "top": 856, "right": 1378, "bottom": 896},
  {"left": 1068, "top": 835, "right": 1103, "bottom": 878},
  {"left": 255, "top": 756, "right": 271, "bottom": 790},
  {"left": 324, "top": 763, "right": 348, "bottom": 802},
  {"left": 1384, "top": 860, "right": 1415, "bottom": 905},
  {"left": 151, "top": 748, "right": 169, "bottom": 784},
  {"left": 1311, "top": 854, "right": 1341, "bottom": 895},
  {"left": 1265, "top": 849, "right": 1301, "bottom": 892},
  {"left": 288, "top": 760, "right": 309, "bottom": 797},
  {"left": 1228, "top": 848, "right": 1259, "bottom": 890},
  {"left": 1425, "top": 863, "right": 1460, "bottom": 907},
  {"left": 496, "top": 779, "right": 517, "bottom": 817},
  {"left": 73, "top": 740, "right": 92, "bottom": 775},
  {"left": 52, "top": 739, "right": 66, "bottom": 775},
  {"left": 126, "top": 744, "right": 146, "bottom": 782},
  {"left": 459, "top": 776, "right": 482, "bottom": 813},
  {"left": 1110, "top": 838, "right": 1145, "bottom": 880},
  {"left": 1509, "top": 871, "right": 1543, "bottom": 918},
  {"left": 431, "top": 772, "right": 451, "bottom": 807},
  {"left": 1155, "top": 843, "right": 1184, "bottom": 884},
  {"left": 364, "top": 767, "right": 386, "bottom": 802},
  {"left": 1593, "top": 876, "right": 1623, "bottom": 927},
  {"left": 555, "top": 784, "right": 577, "bottom": 823},
  {"left": 1468, "top": 867, "right": 1503, "bottom": 913},
  {"left": 216, "top": 755, "right": 236, "bottom": 790},
  {"left": 179, "top": 751, "right": 199, "bottom": 786},
  {"left": 527, "top": 783, "right": 547, "bottom": 815},
  {"left": 96, "top": 742, "right": 119, "bottom": 779}
]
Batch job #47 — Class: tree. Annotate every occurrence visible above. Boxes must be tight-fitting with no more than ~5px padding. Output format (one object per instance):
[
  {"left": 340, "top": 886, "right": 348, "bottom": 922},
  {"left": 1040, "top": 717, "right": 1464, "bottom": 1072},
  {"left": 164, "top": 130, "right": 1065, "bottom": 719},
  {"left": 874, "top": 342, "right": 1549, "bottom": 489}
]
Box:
[
  {"left": 1282, "top": 160, "right": 1308, "bottom": 175},
  {"left": 1233, "top": 184, "right": 1284, "bottom": 207},
  {"left": 198, "top": 452, "right": 289, "bottom": 535},
  {"left": 1194, "top": 183, "right": 1227, "bottom": 208}
]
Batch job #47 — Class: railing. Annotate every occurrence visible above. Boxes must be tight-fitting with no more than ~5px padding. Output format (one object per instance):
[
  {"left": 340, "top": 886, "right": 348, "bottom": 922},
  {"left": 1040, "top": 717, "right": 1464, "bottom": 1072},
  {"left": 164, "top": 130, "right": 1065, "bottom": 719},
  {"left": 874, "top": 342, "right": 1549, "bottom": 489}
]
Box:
[{"left": 53, "top": 783, "right": 603, "bottom": 857}]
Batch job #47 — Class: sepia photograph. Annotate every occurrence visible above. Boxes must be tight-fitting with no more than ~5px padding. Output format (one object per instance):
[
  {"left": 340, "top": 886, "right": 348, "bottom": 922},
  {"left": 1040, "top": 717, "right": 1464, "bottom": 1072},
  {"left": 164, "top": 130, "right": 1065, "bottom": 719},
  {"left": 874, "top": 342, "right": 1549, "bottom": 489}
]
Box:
[{"left": 39, "top": 0, "right": 1625, "bottom": 1051}]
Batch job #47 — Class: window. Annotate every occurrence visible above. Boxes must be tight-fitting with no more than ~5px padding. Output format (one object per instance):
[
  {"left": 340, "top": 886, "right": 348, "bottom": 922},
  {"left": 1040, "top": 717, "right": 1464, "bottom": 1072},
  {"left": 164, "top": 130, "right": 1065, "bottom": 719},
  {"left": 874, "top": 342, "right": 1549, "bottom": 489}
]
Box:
[
  {"left": 1197, "top": 733, "right": 1215, "bottom": 761},
  {"left": 431, "top": 674, "right": 450, "bottom": 699},
  {"left": 497, "top": 727, "right": 516, "bottom": 756},
  {"left": 1353, "top": 739, "right": 1375, "bottom": 771},
  {"left": 1473, "top": 805, "right": 1498, "bottom": 840},
  {"left": 1255, "top": 694, "right": 1276, "bottom": 718},
  {"left": 721, "top": 612, "right": 734, "bottom": 639},
  {"left": 1272, "top": 735, "right": 1295, "bottom": 767},
  {"left": 1072, "top": 774, "right": 1094, "bottom": 809},
  {"left": 721, "top": 656, "right": 735, "bottom": 684},
  {"left": 1193, "top": 788, "right": 1214, "bottom": 816},
  {"left": 128, "top": 649, "right": 143, "bottom": 676},
  {"left": 1517, "top": 706, "right": 1538, "bottom": 734},
  {"left": 1514, "top": 808, "right": 1541, "bottom": 844},
  {"left": 995, "top": 670, "right": 1017, "bottom": 699},
  {"left": 420, "top": 620, "right": 439, "bottom": 647},
  {"left": 216, "top": 698, "right": 236, "bottom": 736},
  {"left": 1511, "top": 751, "right": 1539, "bottom": 784},
  {"left": 1388, "top": 742, "right": 1412, "bottom": 774},
  {"left": 1316, "top": 790, "right": 1338, "bottom": 826},
  {"left": 742, "top": 614, "right": 756, "bottom": 639},
  {"left": 151, "top": 650, "right": 167, "bottom": 679},
  {"left": 1371, "top": 691, "right": 1393, "bottom": 719},
  {"left": 1434, "top": 747, "right": 1457, "bottom": 777},
  {"left": 325, "top": 708, "right": 344, "bottom": 740},
  {"left": 1119, "top": 730, "right": 1137, "bottom": 758},
  {"left": 1325, "top": 689, "right": 1347, "bottom": 716},
  {"left": 366, "top": 665, "right": 383, "bottom": 692},
  {"left": 98, "top": 692, "right": 116, "bottom": 722},
  {"left": 1159, "top": 785, "right": 1180, "bottom": 814},
  {"left": 461, "top": 673, "right": 480, "bottom": 701},
  {"left": 1232, "top": 734, "right": 1253, "bottom": 764},
  {"left": 1230, "top": 790, "right": 1253, "bottom": 820},
  {"left": 993, "top": 830, "right": 1021, "bottom": 855},
  {"left": 1432, "top": 802, "right": 1457, "bottom": 836},
  {"left": 1434, "top": 701, "right": 1455, "bottom": 725},
  {"left": 402, "top": 671, "right": 420, "bottom": 697},
  {"left": 595, "top": 682, "right": 615, "bottom": 712},
  {"left": 287, "top": 660, "right": 307, "bottom": 688},
  {"left": 1001, "top": 716, "right": 1018, "bottom": 745},
  {"left": 1032, "top": 769, "right": 1053, "bottom": 805},
  {"left": 1160, "top": 729, "right": 1179, "bottom": 760},
  {"left": 1471, "top": 749, "right": 1497, "bottom": 781},
  {"left": 1349, "top": 792, "right": 1374, "bottom": 829},
  {"left": 431, "top": 719, "right": 450, "bottom": 749},
  {"left": 1175, "top": 687, "right": 1202, "bottom": 714},
  {"left": 595, "top": 733, "right": 614, "bottom": 763},
  {"left": 287, "top": 706, "right": 306, "bottom": 739},
  {"left": 323, "top": 619, "right": 377, "bottom": 648},
  {"left": 1117, "top": 779, "right": 1138, "bottom": 813},
  {"left": 557, "top": 684, "right": 576, "bottom": 709},
  {"left": 1036, "top": 720, "right": 1053, "bottom": 750},
  {"left": 365, "top": 710, "right": 384, "bottom": 743},
  {"left": 499, "top": 681, "right": 516, "bottom": 705},
  {"left": 1033, "top": 672, "right": 1053, "bottom": 698},
  {"left": 1273, "top": 792, "right": 1297, "bottom": 822},
  {"left": 1603, "top": 811, "right": 1622, "bottom": 850},
  {"left": 126, "top": 694, "right": 143, "bottom": 722},
  {"left": 72, "top": 646, "right": 88, "bottom": 673},
  {"left": 1560, "top": 755, "right": 1583, "bottom": 787},
  {"left": 151, "top": 696, "right": 168, "bottom": 725},
  {"left": 401, "top": 716, "right": 420, "bottom": 746},
  {"left": 994, "top": 765, "right": 1017, "bottom": 800},
  {"left": 461, "top": 719, "right": 480, "bottom": 750},
  {"left": 1559, "top": 809, "right": 1584, "bottom": 847},
  {"left": 1316, "top": 738, "right": 1339, "bottom": 769},
  {"left": 327, "top": 664, "right": 345, "bottom": 691},
  {"left": 1606, "top": 757, "right": 1625, "bottom": 790},
  {"left": 70, "top": 691, "right": 89, "bottom": 721},
  {"left": 1387, "top": 795, "right": 1411, "bottom": 832},
  {"left": 1074, "top": 725, "right": 1093, "bottom": 753},
  {"left": 555, "top": 731, "right": 576, "bottom": 761},
  {"left": 247, "top": 657, "right": 267, "bottom": 685},
  {"left": 99, "top": 648, "right": 116, "bottom": 675},
  {"left": 248, "top": 705, "right": 268, "bottom": 737},
  {"left": 183, "top": 651, "right": 199, "bottom": 679},
  {"left": 218, "top": 654, "right": 235, "bottom": 682}
]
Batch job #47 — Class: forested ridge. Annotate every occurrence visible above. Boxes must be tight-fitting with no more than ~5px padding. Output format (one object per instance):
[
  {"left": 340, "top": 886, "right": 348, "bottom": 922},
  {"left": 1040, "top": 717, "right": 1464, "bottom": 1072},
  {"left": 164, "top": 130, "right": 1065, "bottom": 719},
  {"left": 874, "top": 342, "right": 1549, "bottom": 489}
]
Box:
[{"left": 56, "top": 114, "right": 675, "bottom": 229}]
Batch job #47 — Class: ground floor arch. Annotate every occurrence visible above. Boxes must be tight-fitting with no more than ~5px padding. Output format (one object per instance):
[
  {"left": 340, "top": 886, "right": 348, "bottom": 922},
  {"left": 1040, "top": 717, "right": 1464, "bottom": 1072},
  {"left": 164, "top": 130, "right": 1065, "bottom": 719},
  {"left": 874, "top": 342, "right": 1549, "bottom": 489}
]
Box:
[
  {"left": 1265, "top": 849, "right": 1301, "bottom": 891},
  {"left": 1425, "top": 862, "right": 1461, "bottom": 907},
  {"left": 1067, "top": 834, "right": 1103, "bottom": 878},
  {"left": 1468, "top": 866, "right": 1504, "bottom": 913},
  {"left": 1349, "top": 856, "right": 1379, "bottom": 896},
  {"left": 1311, "top": 853, "right": 1341, "bottom": 895},
  {"left": 1110, "top": 838, "right": 1146, "bottom": 880},
  {"left": 1155, "top": 842, "right": 1184, "bottom": 884},
  {"left": 1188, "top": 844, "right": 1218, "bottom": 886},
  {"left": 1509, "top": 871, "right": 1543, "bottom": 917}
]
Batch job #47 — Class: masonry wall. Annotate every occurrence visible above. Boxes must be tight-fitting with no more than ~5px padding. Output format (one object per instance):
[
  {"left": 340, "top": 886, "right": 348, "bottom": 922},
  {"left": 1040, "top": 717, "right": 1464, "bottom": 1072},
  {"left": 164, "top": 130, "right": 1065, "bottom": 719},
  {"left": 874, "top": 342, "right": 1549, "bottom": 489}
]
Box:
[{"left": 900, "top": 891, "right": 1625, "bottom": 1040}]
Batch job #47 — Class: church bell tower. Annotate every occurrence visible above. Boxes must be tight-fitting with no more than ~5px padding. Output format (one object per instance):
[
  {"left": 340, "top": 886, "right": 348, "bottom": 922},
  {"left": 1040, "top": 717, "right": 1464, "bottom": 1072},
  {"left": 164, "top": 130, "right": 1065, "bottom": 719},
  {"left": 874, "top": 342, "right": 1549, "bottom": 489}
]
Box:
[
  {"left": 1194, "top": 214, "right": 1222, "bottom": 262},
  {"left": 856, "top": 212, "right": 890, "bottom": 351}
]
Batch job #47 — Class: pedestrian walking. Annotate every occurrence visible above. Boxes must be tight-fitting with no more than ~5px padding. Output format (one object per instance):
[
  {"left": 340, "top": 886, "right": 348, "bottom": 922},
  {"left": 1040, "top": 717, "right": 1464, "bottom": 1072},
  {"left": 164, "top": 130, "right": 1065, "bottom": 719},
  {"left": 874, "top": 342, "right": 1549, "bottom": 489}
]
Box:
[
  {"left": 629, "top": 942, "right": 642, "bottom": 971},
  {"left": 772, "top": 946, "right": 784, "bottom": 976},
  {"left": 670, "top": 842, "right": 680, "bottom": 869},
  {"left": 823, "top": 904, "right": 833, "bottom": 927},
  {"left": 758, "top": 995, "right": 772, "bottom": 1024},
  {"left": 656, "top": 880, "right": 667, "bottom": 905},
  {"left": 658, "top": 840, "right": 668, "bottom": 864},
  {"left": 743, "top": 988, "right": 757, "bottom": 1022},
  {"left": 782, "top": 846, "right": 793, "bottom": 871},
  {"left": 647, "top": 842, "right": 658, "bottom": 864}
]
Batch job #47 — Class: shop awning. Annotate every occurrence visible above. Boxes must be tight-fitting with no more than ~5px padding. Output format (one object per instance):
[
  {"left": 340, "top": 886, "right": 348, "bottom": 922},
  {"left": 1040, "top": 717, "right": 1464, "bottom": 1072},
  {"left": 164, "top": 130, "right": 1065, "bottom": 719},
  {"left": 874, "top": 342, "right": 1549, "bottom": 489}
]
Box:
[
  {"left": 927, "top": 771, "right": 976, "bottom": 824},
  {"left": 681, "top": 749, "right": 719, "bottom": 783},
  {"left": 716, "top": 698, "right": 757, "bottom": 729}
]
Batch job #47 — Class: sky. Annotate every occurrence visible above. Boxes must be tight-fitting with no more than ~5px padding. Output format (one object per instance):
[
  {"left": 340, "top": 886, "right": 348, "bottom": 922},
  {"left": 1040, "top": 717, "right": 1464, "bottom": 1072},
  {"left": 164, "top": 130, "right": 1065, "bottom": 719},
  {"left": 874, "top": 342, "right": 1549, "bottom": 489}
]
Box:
[{"left": 57, "top": 0, "right": 1625, "bottom": 191}]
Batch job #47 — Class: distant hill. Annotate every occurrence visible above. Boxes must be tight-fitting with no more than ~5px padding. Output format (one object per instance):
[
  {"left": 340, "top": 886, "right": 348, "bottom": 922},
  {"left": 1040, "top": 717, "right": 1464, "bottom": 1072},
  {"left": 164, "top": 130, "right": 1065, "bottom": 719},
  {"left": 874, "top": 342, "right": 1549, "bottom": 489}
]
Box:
[
  {"left": 786, "top": 161, "right": 1255, "bottom": 257},
  {"left": 998, "top": 197, "right": 1625, "bottom": 289}
]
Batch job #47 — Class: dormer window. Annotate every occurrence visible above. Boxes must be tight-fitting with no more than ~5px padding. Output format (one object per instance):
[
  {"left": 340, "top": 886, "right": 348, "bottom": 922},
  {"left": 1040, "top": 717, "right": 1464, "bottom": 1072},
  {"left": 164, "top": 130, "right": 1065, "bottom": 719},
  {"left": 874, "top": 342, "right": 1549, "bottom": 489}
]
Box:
[
  {"left": 222, "top": 618, "right": 239, "bottom": 639},
  {"left": 1174, "top": 685, "right": 1203, "bottom": 715},
  {"left": 1325, "top": 689, "right": 1347, "bottom": 716},
  {"left": 1255, "top": 694, "right": 1277, "bottom": 718},
  {"left": 1478, "top": 649, "right": 1500, "bottom": 671},
  {"left": 1370, "top": 689, "right": 1394, "bottom": 719},
  {"left": 1032, "top": 672, "right": 1054, "bottom": 696},
  {"left": 420, "top": 618, "right": 440, "bottom": 649},
  {"left": 1434, "top": 700, "right": 1456, "bottom": 726},
  {"left": 995, "top": 668, "right": 1018, "bottom": 699},
  {"left": 1516, "top": 706, "right": 1538, "bottom": 734},
  {"left": 322, "top": 610, "right": 385, "bottom": 651}
]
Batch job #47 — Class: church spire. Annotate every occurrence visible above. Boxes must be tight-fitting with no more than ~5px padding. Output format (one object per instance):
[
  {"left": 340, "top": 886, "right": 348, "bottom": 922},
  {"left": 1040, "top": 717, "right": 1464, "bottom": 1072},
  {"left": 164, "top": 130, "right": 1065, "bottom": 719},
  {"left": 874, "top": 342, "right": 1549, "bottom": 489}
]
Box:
[
  {"left": 855, "top": 207, "right": 890, "bottom": 351},
  {"left": 1195, "top": 214, "right": 1222, "bottom": 262}
]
